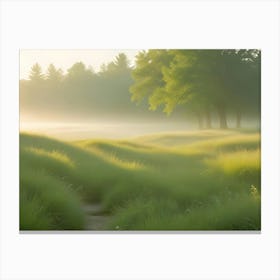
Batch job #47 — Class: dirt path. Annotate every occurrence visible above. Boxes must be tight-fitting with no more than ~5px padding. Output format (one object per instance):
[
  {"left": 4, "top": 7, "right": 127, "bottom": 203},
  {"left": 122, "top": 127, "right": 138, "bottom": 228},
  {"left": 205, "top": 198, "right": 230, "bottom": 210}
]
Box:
[{"left": 83, "top": 203, "right": 111, "bottom": 230}]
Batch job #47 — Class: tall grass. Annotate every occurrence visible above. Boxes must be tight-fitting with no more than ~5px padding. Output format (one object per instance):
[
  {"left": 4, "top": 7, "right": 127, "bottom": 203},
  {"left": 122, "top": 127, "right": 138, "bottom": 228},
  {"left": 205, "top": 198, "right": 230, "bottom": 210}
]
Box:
[
  {"left": 205, "top": 149, "right": 261, "bottom": 189},
  {"left": 20, "top": 167, "right": 85, "bottom": 230},
  {"left": 180, "top": 133, "right": 260, "bottom": 154},
  {"left": 20, "top": 130, "right": 261, "bottom": 230},
  {"left": 108, "top": 193, "right": 260, "bottom": 230}
]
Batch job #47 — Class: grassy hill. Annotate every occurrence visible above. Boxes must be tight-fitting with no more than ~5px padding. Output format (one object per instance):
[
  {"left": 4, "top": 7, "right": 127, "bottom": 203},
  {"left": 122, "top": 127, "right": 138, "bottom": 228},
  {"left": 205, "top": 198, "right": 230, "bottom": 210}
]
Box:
[{"left": 20, "top": 129, "right": 261, "bottom": 230}]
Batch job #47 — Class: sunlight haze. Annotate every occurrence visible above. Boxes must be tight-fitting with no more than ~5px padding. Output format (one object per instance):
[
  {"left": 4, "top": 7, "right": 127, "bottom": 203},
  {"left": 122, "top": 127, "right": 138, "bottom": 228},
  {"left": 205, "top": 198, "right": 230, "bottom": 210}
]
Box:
[
  {"left": 20, "top": 49, "right": 140, "bottom": 80},
  {"left": 19, "top": 49, "right": 261, "bottom": 232}
]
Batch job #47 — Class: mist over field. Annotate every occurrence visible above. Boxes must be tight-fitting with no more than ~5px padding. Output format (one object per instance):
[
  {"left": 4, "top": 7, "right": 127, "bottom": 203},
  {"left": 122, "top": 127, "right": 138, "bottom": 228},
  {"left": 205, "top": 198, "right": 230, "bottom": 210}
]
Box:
[
  {"left": 20, "top": 49, "right": 261, "bottom": 231},
  {"left": 20, "top": 49, "right": 260, "bottom": 139},
  {"left": 20, "top": 119, "right": 260, "bottom": 141}
]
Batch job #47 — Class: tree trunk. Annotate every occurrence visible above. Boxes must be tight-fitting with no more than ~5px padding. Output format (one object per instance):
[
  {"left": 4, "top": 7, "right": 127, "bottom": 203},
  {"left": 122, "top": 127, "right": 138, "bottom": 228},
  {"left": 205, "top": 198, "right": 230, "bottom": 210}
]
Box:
[
  {"left": 205, "top": 109, "right": 212, "bottom": 129},
  {"left": 216, "top": 105, "right": 228, "bottom": 129},
  {"left": 236, "top": 110, "right": 242, "bottom": 129},
  {"left": 196, "top": 112, "right": 203, "bottom": 129}
]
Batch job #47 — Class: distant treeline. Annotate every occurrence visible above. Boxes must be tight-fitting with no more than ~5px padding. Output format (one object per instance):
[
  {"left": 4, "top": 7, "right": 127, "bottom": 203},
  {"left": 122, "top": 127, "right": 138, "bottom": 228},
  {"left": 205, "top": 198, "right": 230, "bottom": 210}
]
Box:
[
  {"left": 20, "top": 53, "right": 152, "bottom": 121},
  {"left": 20, "top": 50, "right": 260, "bottom": 128}
]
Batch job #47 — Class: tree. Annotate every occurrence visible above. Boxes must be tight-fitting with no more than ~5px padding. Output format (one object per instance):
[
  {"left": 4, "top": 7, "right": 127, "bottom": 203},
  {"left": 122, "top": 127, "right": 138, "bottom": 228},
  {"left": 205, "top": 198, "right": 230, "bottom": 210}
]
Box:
[
  {"left": 221, "top": 49, "right": 261, "bottom": 128},
  {"left": 29, "top": 63, "right": 44, "bottom": 82},
  {"left": 66, "top": 62, "right": 93, "bottom": 81},
  {"left": 96, "top": 53, "right": 134, "bottom": 114},
  {"left": 46, "top": 64, "right": 63, "bottom": 82},
  {"left": 161, "top": 50, "right": 216, "bottom": 129},
  {"left": 114, "top": 53, "right": 130, "bottom": 71},
  {"left": 130, "top": 49, "right": 260, "bottom": 129},
  {"left": 99, "top": 53, "right": 131, "bottom": 78},
  {"left": 130, "top": 50, "right": 223, "bottom": 128},
  {"left": 61, "top": 62, "right": 95, "bottom": 112},
  {"left": 130, "top": 50, "right": 174, "bottom": 109}
]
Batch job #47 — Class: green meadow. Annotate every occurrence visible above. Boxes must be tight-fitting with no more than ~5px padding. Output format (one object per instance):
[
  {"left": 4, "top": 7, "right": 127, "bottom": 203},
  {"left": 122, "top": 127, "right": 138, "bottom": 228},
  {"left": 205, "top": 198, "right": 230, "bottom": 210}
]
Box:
[
  {"left": 20, "top": 49, "right": 261, "bottom": 231},
  {"left": 20, "top": 129, "right": 261, "bottom": 231}
]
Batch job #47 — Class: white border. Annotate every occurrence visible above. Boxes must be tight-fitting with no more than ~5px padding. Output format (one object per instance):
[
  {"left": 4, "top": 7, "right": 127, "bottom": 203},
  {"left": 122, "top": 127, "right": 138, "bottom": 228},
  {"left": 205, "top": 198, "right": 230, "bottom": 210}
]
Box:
[{"left": 1, "top": 1, "right": 280, "bottom": 279}]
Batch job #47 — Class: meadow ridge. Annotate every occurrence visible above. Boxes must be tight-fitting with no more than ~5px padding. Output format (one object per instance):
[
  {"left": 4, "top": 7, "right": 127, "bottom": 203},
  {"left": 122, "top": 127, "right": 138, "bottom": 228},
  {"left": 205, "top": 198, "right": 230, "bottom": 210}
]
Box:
[{"left": 20, "top": 129, "right": 261, "bottom": 231}]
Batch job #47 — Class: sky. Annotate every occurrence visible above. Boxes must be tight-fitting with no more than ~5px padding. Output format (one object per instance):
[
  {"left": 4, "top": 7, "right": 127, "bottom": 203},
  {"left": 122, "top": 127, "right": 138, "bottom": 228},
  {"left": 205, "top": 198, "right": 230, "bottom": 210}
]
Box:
[{"left": 20, "top": 49, "right": 141, "bottom": 80}]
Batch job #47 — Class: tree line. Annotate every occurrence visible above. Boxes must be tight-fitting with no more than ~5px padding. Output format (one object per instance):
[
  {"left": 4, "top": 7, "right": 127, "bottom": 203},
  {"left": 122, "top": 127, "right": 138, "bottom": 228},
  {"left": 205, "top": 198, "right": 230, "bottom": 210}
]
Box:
[
  {"left": 20, "top": 53, "right": 143, "bottom": 121},
  {"left": 130, "top": 49, "right": 260, "bottom": 129},
  {"left": 20, "top": 50, "right": 260, "bottom": 128}
]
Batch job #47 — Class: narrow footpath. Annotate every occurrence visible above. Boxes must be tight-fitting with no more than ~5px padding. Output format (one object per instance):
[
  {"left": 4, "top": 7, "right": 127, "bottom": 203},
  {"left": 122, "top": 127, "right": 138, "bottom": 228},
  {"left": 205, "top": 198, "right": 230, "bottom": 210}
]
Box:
[{"left": 83, "top": 203, "right": 111, "bottom": 230}]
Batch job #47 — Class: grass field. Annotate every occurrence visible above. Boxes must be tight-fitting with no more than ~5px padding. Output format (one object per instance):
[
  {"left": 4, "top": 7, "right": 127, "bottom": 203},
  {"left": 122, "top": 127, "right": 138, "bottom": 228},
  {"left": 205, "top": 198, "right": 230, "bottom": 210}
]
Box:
[{"left": 20, "top": 129, "right": 261, "bottom": 230}]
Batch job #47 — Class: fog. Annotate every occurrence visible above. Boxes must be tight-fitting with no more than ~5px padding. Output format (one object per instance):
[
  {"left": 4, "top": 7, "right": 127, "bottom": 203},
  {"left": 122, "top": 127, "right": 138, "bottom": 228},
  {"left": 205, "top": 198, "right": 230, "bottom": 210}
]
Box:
[
  {"left": 20, "top": 49, "right": 260, "bottom": 140},
  {"left": 20, "top": 119, "right": 260, "bottom": 141},
  {"left": 20, "top": 120, "right": 196, "bottom": 140}
]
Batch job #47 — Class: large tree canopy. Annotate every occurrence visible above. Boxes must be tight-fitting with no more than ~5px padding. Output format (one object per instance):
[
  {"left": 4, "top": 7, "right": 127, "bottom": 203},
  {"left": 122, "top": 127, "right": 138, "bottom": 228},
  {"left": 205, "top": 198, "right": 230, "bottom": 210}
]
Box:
[
  {"left": 130, "top": 49, "right": 260, "bottom": 129},
  {"left": 129, "top": 50, "right": 174, "bottom": 110}
]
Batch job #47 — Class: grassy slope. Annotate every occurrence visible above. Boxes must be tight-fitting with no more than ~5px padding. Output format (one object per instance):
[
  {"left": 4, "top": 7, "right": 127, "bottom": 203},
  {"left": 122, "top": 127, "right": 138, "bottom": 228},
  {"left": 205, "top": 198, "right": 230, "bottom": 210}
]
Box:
[{"left": 20, "top": 129, "right": 261, "bottom": 230}]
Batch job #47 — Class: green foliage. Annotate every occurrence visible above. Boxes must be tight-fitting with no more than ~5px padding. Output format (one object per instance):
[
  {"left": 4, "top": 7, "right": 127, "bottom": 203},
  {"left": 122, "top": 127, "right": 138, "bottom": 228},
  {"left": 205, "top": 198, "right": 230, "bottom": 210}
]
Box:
[
  {"left": 129, "top": 50, "right": 174, "bottom": 109},
  {"left": 130, "top": 49, "right": 261, "bottom": 129}
]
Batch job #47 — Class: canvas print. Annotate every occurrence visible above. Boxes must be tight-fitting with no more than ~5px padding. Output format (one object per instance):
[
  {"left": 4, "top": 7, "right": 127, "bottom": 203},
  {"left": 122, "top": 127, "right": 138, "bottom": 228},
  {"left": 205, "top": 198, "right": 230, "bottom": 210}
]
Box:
[{"left": 20, "top": 49, "right": 261, "bottom": 231}]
